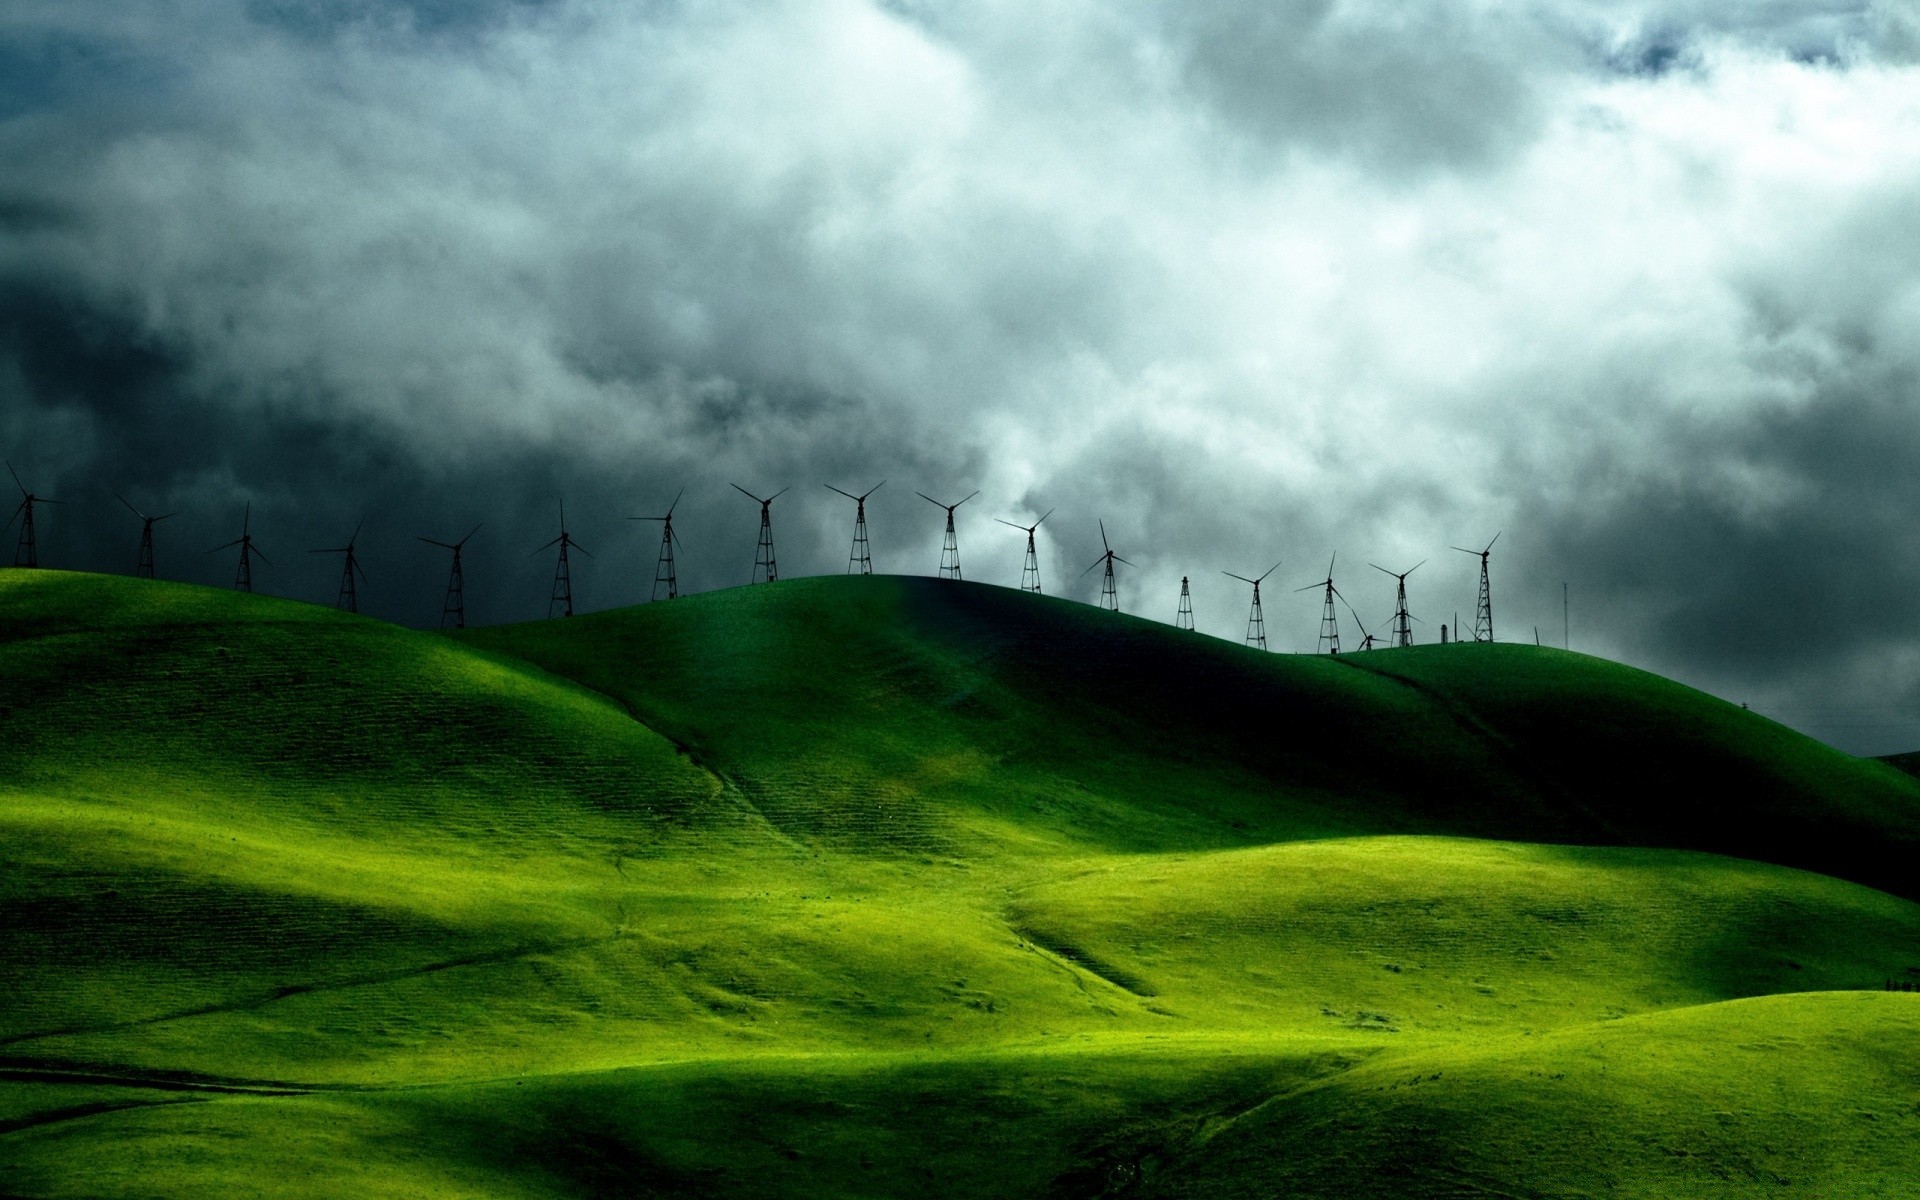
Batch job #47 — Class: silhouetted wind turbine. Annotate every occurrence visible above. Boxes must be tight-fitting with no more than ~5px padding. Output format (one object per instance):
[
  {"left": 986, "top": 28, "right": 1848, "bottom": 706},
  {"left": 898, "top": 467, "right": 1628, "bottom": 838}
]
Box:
[
  {"left": 732, "top": 484, "right": 787, "bottom": 584},
  {"left": 918, "top": 490, "right": 978, "bottom": 580},
  {"left": 535, "top": 502, "right": 590, "bottom": 617},
  {"left": 6, "top": 463, "right": 63, "bottom": 569},
  {"left": 1451, "top": 533, "right": 1499, "bottom": 642},
  {"left": 1296, "top": 555, "right": 1343, "bottom": 654},
  {"left": 996, "top": 508, "right": 1054, "bottom": 593},
  {"left": 826, "top": 481, "right": 884, "bottom": 575},
  {"left": 1371, "top": 560, "right": 1424, "bottom": 648},
  {"left": 209, "top": 503, "right": 270, "bottom": 592},
  {"left": 419, "top": 523, "right": 480, "bottom": 628},
  {"left": 116, "top": 493, "right": 176, "bottom": 579},
  {"left": 1223, "top": 562, "right": 1281, "bottom": 650},
  {"left": 1082, "top": 520, "right": 1133, "bottom": 612},
  {"left": 310, "top": 520, "right": 368, "bottom": 614},
  {"left": 630, "top": 490, "right": 685, "bottom": 600}
]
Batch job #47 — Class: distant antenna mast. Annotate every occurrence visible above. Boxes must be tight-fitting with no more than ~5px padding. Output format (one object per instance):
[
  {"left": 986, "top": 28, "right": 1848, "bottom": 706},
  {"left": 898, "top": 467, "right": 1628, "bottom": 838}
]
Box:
[
  {"left": 1082, "top": 520, "right": 1132, "bottom": 612},
  {"left": 1175, "top": 576, "right": 1195, "bottom": 630},
  {"left": 1223, "top": 562, "right": 1281, "bottom": 650},
  {"left": 310, "top": 520, "right": 367, "bottom": 613},
  {"left": 1451, "top": 533, "right": 1499, "bottom": 642},
  {"left": 918, "top": 490, "right": 979, "bottom": 580},
  {"left": 995, "top": 508, "right": 1054, "bottom": 593},
  {"left": 418, "top": 524, "right": 480, "bottom": 629},
  {"left": 210, "top": 503, "right": 269, "bottom": 592},
  {"left": 1371, "top": 560, "right": 1424, "bottom": 648},
  {"left": 1297, "top": 556, "right": 1342, "bottom": 654},
  {"left": 826, "top": 481, "right": 885, "bottom": 575},
  {"left": 630, "top": 490, "right": 684, "bottom": 600},
  {"left": 6, "top": 463, "right": 62, "bottom": 569},
  {"left": 732, "top": 484, "right": 787, "bottom": 583},
  {"left": 116, "top": 493, "right": 176, "bottom": 579},
  {"left": 536, "top": 502, "right": 591, "bottom": 617}
]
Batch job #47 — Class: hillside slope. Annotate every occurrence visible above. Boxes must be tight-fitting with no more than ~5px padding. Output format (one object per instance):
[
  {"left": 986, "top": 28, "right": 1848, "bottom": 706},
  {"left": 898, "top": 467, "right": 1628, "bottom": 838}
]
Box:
[{"left": 3, "top": 570, "right": 1918, "bottom": 1198}]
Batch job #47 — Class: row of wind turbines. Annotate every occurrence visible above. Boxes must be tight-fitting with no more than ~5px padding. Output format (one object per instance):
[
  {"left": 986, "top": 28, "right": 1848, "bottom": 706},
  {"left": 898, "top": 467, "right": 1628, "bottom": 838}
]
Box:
[{"left": 6, "top": 462, "right": 1502, "bottom": 648}]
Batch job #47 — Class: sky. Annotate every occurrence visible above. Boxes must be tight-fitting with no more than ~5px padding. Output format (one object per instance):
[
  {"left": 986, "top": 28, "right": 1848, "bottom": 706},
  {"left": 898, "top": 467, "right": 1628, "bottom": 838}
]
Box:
[{"left": 4, "top": 0, "right": 1920, "bottom": 752}]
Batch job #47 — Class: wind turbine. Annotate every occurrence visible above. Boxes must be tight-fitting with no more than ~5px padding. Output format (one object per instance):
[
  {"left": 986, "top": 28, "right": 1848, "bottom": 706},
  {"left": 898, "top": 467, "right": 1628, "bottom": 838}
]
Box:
[
  {"left": 6, "top": 463, "right": 63, "bottom": 569},
  {"left": 732, "top": 484, "right": 787, "bottom": 583},
  {"left": 1371, "top": 560, "right": 1424, "bottom": 648},
  {"left": 210, "top": 503, "right": 269, "bottom": 592},
  {"left": 1451, "top": 533, "right": 1499, "bottom": 642},
  {"left": 536, "top": 502, "right": 590, "bottom": 617},
  {"left": 1296, "top": 555, "right": 1343, "bottom": 654},
  {"left": 116, "top": 493, "right": 177, "bottom": 579},
  {"left": 419, "top": 523, "right": 480, "bottom": 629},
  {"left": 630, "top": 490, "right": 685, "bottom": 599},
  {"left": 310, "top": 520, "right": 368, "bottom": 614},
  {"left": 1222, "top": 562, "right": 1281, "bottom": 650},
  {"left": 1082, "top": 520, "right": 1132, "bottom": 612},
  {"left": 996, "top": 507, "right": 1054, "bottom": 593},
  {"left": 825, "top": 481, "right": 884, "bottom": 575},
  {"left": 1175, "top": 576, "right": 1195, "bottom": 630},
  {"left": 918, "top": 490, "right": 978, "bottom": 580}
]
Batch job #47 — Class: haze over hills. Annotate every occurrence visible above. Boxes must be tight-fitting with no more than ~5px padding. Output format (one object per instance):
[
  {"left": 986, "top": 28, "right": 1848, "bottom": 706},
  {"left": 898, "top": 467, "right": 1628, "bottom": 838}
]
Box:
[{"left": 2, "top": 569, "right": 1918, "bottom": 1198}]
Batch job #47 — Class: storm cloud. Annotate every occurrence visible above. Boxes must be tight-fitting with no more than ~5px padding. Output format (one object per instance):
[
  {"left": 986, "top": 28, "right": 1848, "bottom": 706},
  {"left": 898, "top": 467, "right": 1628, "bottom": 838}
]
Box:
[{"left": 4, "top": 0, "right": 1920, "bottom": 750}]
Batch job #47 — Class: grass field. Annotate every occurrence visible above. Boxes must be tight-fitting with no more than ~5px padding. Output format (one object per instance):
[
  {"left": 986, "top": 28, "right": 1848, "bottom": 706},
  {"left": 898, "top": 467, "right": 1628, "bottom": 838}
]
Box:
[{"left": 3, "top": 569, "right": 1918, "bottom": 1197}]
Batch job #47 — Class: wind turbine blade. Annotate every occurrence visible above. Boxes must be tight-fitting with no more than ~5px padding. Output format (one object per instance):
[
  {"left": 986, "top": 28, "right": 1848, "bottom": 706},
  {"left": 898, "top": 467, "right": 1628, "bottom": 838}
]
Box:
[
  {"left": 1450, "top": 545, "right": 1477, "bottom": 556},
  {"left": 208, "top": 538, "right": 241, "bottom": 554},
  {"left": 1370, "top": 563, "right": 1394, "bottom": 577},
  {"left": 116, "top": 492, "right": 144, "bottom": 519},
  {"left": 1258, "top": 562, "right": 1281, "bottom": 582},
  {"left": 418, "top": 536, "right": 454, "bottom": 548},
  {"left": 1035, "top": 507, "right": 1054, "bottom": 528},
  {"left": 916, "top": 491, "right": 942, "bottom": 508},
  {"left": 5, "top": 461, "right": 25, "bottom": 495},
  {"left": 1223, "top": 571, "right": 1251, "bottom": 583},
  {"left": 1294, "top": 582, "right": 1322, "bottom": 593},
  {"left": 666, "top": 488, "right": 683, "bottom": 517},
  {"left": 1486, "top": 531, "right": 1501, "bottom": 552},
  {"left": 252, "top": 546, "right": 272, "bottom": 567},
  {"left": 153, "top": 513, "right": 178, "bottom": 523},
  {"left": 995, "top": 518, "right": 1028, "bottom": 531},
  {"left": 956, "top": 490, "right": 979, "bottom": 508},
  {"left": 1114, "top": 555, "right": 1135, "bottom": 567},
  {"left": 1082, "top": 558, "right": 1104, "bottom": 576},
  {"left": 531, "top": 536, "right": 562, "bottom": 555},
  {"left": 767, "top": 487, "right": 789, "bottom": 503},
  {"left": 1408, "top": 559, "right": 1426, "bottom": 575},
  {"left": 866, "top": 479, "right": 886, "bottom": 499},
  {"left": 460, "top": 523, "right": 482, "bottom": 546},
  {"left": 573, "top": 541, "right": 593, "bottom": 557},
  {"left": 825, "top": 484, "right": 859, "bottom": 501},
  {"left": 731, "top": 482, "right": 761, "bottom": 502}
]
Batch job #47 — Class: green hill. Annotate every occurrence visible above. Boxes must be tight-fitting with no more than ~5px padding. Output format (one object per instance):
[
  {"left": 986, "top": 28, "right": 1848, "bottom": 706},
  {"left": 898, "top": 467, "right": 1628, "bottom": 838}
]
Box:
[{"left": 2, "top": 569, "right": 1917, "bottom": 1198}]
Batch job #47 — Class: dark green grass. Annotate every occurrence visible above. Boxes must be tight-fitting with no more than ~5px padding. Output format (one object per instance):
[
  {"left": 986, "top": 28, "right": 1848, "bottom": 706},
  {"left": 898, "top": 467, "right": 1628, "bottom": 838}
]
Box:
[{"left": 4, "top": 569, "right": 1920, "bottom": 1197}]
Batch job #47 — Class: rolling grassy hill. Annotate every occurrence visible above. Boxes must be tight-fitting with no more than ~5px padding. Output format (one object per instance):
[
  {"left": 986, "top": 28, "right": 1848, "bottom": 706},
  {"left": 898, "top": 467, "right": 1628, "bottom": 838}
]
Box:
[{"left": 2, "top": 568, "right": 1917, "bottom": 1198}]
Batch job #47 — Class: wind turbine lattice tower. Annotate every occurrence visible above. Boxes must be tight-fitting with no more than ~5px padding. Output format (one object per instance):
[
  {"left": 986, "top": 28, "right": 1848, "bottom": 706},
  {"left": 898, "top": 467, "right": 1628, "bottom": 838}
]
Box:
[
  {"left": 1372, "top": 560, "right": 1424, "bottom": 648},
  {"left": 732, "top": 484, "right": 787, "bottom": 584},
  {"left": 630, "top": 491, "right": 684, "bottom": 600},
  {"left": 918, "top": 490, "right": 978, "bottom": 580},
  {"left": 419, "top": 524, "right": 480, "bottom": 629},
  {"left": 117, "top": 493, "right": 176, "bottom": 580},
  {"left": 1082, "top": 520, "right": 1132, "bottom": 612},
  {"left": 1223, "top": 562, "right": 1280, "bottom": 651},
  {"left": 1175, "top": 576, "right": 1194, "bottom": 630},
  {"left": 6, "top": 463, "right": 62, "bottom": 569},
  {"left": 210, "top": 503, "right": 269, "bottom": 592},
  {"left": 1297, "top": 556, "right": 1343, "bottom": 655},
  {"left": 536, "top": 502, "right": 591, "bottom": 618},
  {"left": 1452, "top": 533, "right": 1499, "bottom": 643},
  {"left": 826, "top": 481, "right": 884, "bottom": 575},
  {"left": 311, "top": 521, "right": 367, "bottom": 614},
  {"left": 995, "top": 508, "right": 1053, "bottom": 594}
]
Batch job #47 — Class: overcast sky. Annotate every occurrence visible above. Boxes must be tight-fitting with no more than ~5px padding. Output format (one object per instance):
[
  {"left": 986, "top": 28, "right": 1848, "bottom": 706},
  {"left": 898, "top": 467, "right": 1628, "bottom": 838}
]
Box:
[{"left": 5, "top": 0, "right": 1920, "bottom": 751}]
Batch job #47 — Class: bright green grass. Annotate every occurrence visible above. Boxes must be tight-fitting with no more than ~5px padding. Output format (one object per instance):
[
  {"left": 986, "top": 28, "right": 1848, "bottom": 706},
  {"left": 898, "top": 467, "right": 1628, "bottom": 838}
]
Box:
[{"left": 4, "top": 569, "right": 1920, "bottom": 1197}]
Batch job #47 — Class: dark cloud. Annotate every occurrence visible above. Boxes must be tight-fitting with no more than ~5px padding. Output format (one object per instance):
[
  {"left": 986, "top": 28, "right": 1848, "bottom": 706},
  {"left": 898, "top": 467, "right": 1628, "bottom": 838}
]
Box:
[{"left": 4, "top": 0, "right": 1920, "bottom": 750}]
